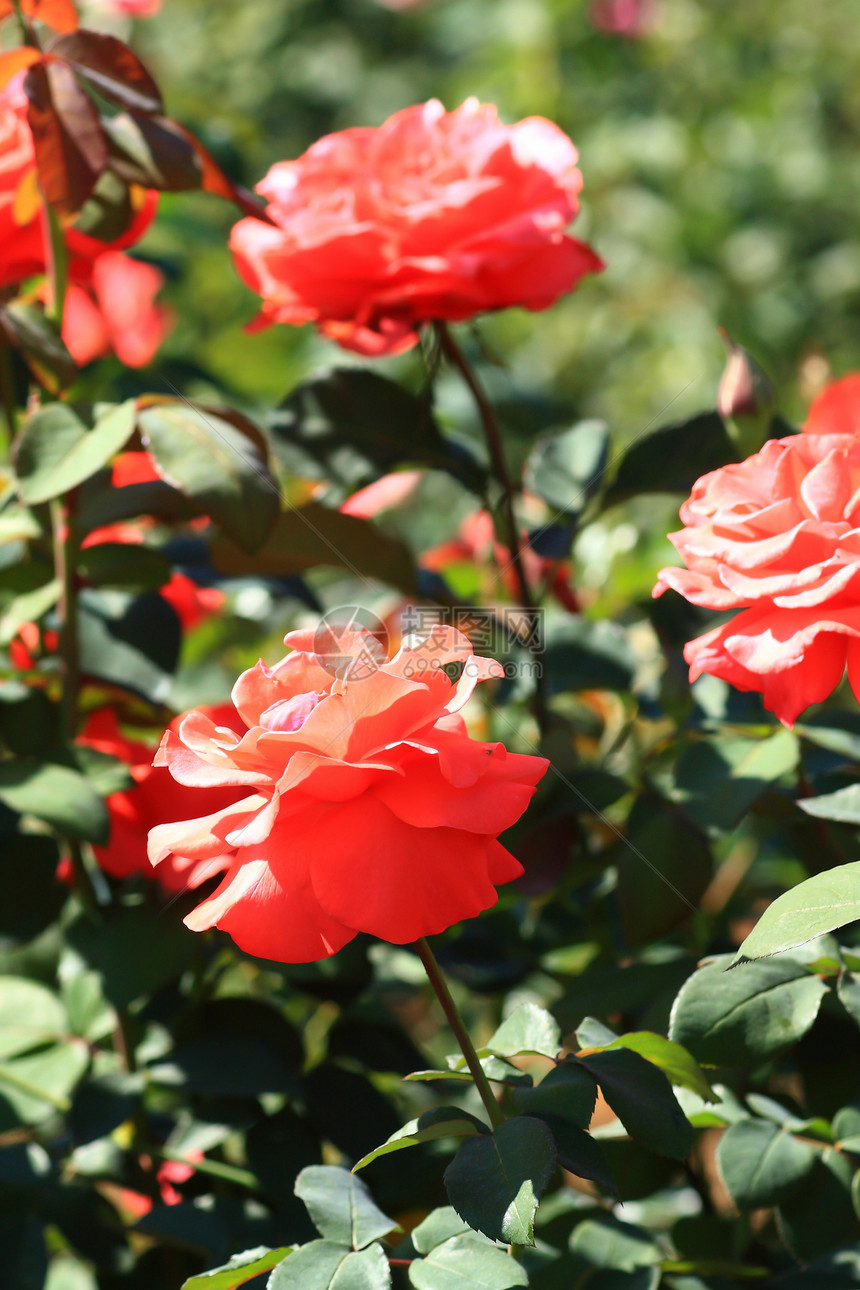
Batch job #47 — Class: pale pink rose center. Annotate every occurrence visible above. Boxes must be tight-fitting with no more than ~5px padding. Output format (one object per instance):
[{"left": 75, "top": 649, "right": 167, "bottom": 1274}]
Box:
[{"left": 259, "top": 690, "right": 324, "bottom": 732}]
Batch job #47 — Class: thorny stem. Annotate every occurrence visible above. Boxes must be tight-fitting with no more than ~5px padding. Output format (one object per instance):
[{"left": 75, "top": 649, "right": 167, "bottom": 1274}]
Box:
[
  {"left": 51, "top": 496, "right": 80, "bottom": 744},
  {"left": 42, "top": 202, "right": 68, "bottom": 330},
  {"left": 414, "top": 936, "right": 504, "bottom": 1130},
  {"left": 11, "top": 0, "right": 38, "bottom": 46},
  {"left": 436, "top": 323, "right": 548, "bottom": 733},
  {"left": 0, "top": 343, "right": 16, "bottom": 447}
]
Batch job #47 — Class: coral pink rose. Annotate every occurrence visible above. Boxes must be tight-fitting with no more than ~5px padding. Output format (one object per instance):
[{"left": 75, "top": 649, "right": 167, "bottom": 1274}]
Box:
[
  {"left": 79, "top": 707, "right": 241, "bottom": 892},
  {"left": 230, "top": 98, "right": 603, "bottom": 356},
  {"left": 0, "top": 0, "right": 77, "bottom": 32},
  {"left": 654, "top": 379, "right": 860, "bottom": 726},
  {"left": 148, "top": 624, "right": 549, "bottom": 962},
  {"left": 95, "top": 0, "right": 161, "bottom": 15}
]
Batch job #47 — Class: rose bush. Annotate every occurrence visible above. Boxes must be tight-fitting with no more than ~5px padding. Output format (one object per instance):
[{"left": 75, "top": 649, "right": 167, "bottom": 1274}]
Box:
[
  {"left": 230, "top": 97, "right": 602, "bottom": 355},
  {"left": 654, "top": 375, "right": 860, "bottom": 726},
  {"left": 148, "top": 624, "right": 548, "bottom": 961}
]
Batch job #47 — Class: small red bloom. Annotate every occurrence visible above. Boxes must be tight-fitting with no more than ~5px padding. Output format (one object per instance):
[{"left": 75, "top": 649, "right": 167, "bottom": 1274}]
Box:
[
  {"left": 148, "top": 624, "right": 548, "bottom": 962},
  {"left": 61, "top": 251, "right": 171, "bottom": 369},
  {"left": 653, "top": 374, "right": 860, "bottom": 726},
  {"left": 230, "top": 98, "right": 602, "bottom": 356}
]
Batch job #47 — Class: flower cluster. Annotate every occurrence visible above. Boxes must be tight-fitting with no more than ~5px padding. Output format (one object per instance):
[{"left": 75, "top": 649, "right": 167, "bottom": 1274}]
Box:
[{"left": 148, "top": 625, "right": 548, "bottom": 961}]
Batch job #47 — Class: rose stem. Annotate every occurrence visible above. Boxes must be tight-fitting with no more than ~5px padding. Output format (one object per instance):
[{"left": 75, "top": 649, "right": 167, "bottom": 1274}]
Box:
[
  {"left": 414, "top": 936, "right": 504, "bottom": 1130},
  {"left": 436, "top": 323, "right": 548, "bottom": 732},
  {"left": 51, "top": 496, "right": 100, "bottom": 911}
]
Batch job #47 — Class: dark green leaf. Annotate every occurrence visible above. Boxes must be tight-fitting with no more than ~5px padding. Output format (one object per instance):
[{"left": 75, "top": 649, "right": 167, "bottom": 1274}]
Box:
[
  {"left": 572, "top": 1049, "right": 693, "bottom": 1159},
  {"left": 778, "top": 1151, "right": 857, "bottom": 1261},
  {"left": 524, "top": 420, "right": 609, "bottom": 519},
  {"left": 139, "top": 401, "right": 279, "bottom": 553},
  {"left": 603, "top": 412, "right": 735, "bottom": 508},
  {"left": 716, "top": 1119, "right": 817, "bottom": 1209},
  {"left": 543, "top": 617, "right": 636, "bottom": 694},
  {"left": 616, "top": 791, "right": 712, "bottom": 945},
  {"left": 511, "top": 1063, "right": 598, "bottom": 1129},
  {"left": 597, "top": 1033, "right": 714, "bottom": 1102},
  {"left": 78, "top": 542, "right": 172, "bottom": 592},
  {"left": 671, "top": 730, "right": 799, "bottom": 835},
  {"left": 66, "top": 903, "right": 198, "bottom": 1009},
  {"left": 181, "top": 1248, "right": 292, "bottom": 1290},
  {"left": 14, "top": 402, "right": 136, "bottom": 505},
  {"left": 443, "top": 1116, "right": 557, "bottom": 1246},
  {"left": 269, "top": 368, "right": 483, "bottom": 493},
  {"left": 0, "top": 759, "right": 108, "bottom": 843},
  {"left": 211, "top": 504, "right": 418, "bottom": 597},
  {"left": 409, "top": 1234, "right": 528, "bottom": 1290},
  {"left": 669, "top": 954, "right": 828, "bottom": 1065},
  {"left": 0, "top": 302, "right": 77, "bottom": 393},
  {"left": 295, "top": 1166, "right": 396, "bottom": 1249},
  {"left": 78, "top": 588, "right": 180, "bottom": 705}
]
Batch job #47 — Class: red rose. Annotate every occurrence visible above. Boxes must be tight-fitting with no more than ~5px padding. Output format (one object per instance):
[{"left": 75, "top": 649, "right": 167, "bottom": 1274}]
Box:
[
  {"left": 79, "top": 707, "right": 242, "bottom": 892},
  {"left": 230, "top": 98, "right": 602, "bottom": 356},
  {"left": 148, "top": 624, "right": 548, "bottom": 962},
  {"left": 0, "top": 0, "right": 77, "bottom": 32},
  {"left": 653, "top": 378, "right": 860, "bottom": 726}
]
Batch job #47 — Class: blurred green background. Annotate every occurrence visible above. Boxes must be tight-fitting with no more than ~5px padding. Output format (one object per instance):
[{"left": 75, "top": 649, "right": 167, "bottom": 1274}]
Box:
[{"left": 127, "top": 0, "right": 860, "bottom": 436}]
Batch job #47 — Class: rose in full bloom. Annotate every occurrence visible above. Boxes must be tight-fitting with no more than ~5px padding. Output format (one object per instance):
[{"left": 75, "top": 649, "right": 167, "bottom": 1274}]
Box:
[
  {"left": 653, "top": 376, "right": 860, "bottom": 726},
  {"left": 230, "top": 98, "right": 603, "bottom": 356},
  {"left": 79, "top": 707, "right": 241, "bottom": 892},
  {"left": 148, "top": 624, "right": 549, "bottom": 962}
]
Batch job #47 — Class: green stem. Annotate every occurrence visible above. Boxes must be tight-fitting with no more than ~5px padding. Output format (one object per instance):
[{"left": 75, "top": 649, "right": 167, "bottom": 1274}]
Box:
[
  {"left": 436, "top": 323, "right": 548, "bottom": 733},
  {"left": 0, "top": 343, "right": 17, "bottom": 448},
  {"left": 415, "top": 937, "right": 504, "bottom": 1130},
  {"left": 50, "top": 496, "right": 80, "bottom": 743},
  {"left": 42, "top": 202, "right": 68, "bottom": 330},
  {"left": 11, "top": 0, "right": 39, "bottom": 46}
]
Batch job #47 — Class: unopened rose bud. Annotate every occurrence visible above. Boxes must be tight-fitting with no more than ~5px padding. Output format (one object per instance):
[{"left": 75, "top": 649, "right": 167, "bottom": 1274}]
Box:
[{"left": 717, "top": 331, "right": 776, "bottom": 456}]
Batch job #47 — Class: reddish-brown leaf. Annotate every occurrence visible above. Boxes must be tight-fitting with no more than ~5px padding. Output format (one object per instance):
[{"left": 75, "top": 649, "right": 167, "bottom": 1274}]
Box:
[
  {"left": 172, "top": 120, "right": 275, "bottom": 224},
  {"left": 24, "top": 58, "right": 108, "bottom": 216},
  {"left": 48, "top": 30, "right": 163, "bottom": 115}
]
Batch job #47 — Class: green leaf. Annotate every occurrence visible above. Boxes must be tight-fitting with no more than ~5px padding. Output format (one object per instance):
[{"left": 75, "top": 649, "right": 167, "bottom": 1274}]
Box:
[
  {"left": 837, "top": 970, "right": 860, "bottom": 1025},
  {"left": 716, "top": 1119, "right": 817, "bottom": 1209},
  {"left": 353, "top": 1108, "right": 487, "bottom": 1171},
  {"left": 14, "top": 402, "right": 136, "bottom": 505},
  {"left": 269, "top": 367, "right": 484, "bottom": 493},
  {"left": 180, "top": 1247, "right": 292, "bottom": 1290},
  {"left": 77, "top": 543, "right": 172, "bottom": 592},
  {"left": 511, "top": 1063, "right": 598, "bottom": 1129},
  {"left": 0, "top": 301, "right": 77, "bottom": 393},
  {"left": 603, "top": 411, "right": 735, "bottom": 508},
  {"left": 0, "top": 759, "right": 109, "bottom": 843},
  {"left": 735, "top": 863, "right": 860, "bottom": 962},
  {"left": 409, "top": 1234, "right": 528, "bottom": 1290},
  {"left": 66, "top": 903, "right": 198, "bottom": 1009},
  {"left": 78, "top": 588, "right": 180, "bottom": 705},
  {"left": 139, "top": 400, "right": 279, "bottom": 553},
  {"left": 598, "top": 1033, "right": 714, "bottom": 1102},
  {"left": 443, "top": 1116, "right": 557, "bottom": 1246},
  {"left": 669, "top": 954, "right": 829, "bottom": 1065},
  {"left": 211, "top": 504, "right": 417, "bottom": 597},
  {"left": 410, "top": 1209, "right": 470, "bottom": 1256},
  {"left": 570, "top": 1216, "right": 662, "bottom": 1272},
  {"left": 0, "top": 1040, "right": 89, "bottom": 1125},
  {"left": 572, "top": 1049, "right": 693, "bottom": 1159},
  {"left": 799, "top": 785, "right": 860, "bottom": 824},
  {"left": 543, "top": 617, "right": 636, "bottom": 694},
  {"left": 0, "top": 978, "right": 66, "bottom": 1060},
  {"left": 778, "top": 1151, "right": 856, "bottom": 1262},
  {"left": 772, "top": 1244, "right": 860, "bottom": 1288},
  {"left": 537, "top": 1117, "right": 616, "bottom": 1192},
  {"left": 616, "top": 791, "right": 712, "bottom": 945},
  {"left": 0, "top": 579, "right": 61, "bottom": 647},
  {"left": 524, "top": 420, "right": 609, "bottom": 519},
  {"left": 483, "top": 1003, "right": 561, "bottom": 1059},
  {"left": 671, "top": 730, "right": 799, "bottom": 835},
  {"left": 295, "top": 1166, "right": 397, "bottom": 1249},
  {"left": 268, "top": 1242, "right": 390, "bottom": 1290}
]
